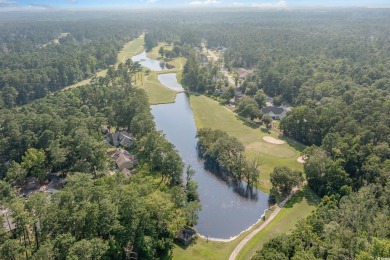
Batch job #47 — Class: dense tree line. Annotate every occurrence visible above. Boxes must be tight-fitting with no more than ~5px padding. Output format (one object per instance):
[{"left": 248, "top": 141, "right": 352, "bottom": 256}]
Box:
[
  {"left": 0, "top": 61, "right": 148, "bottom": 179},
  {"left": 254, "top": 181, "right": 390, "bottom": 259},
  {"left": 197, "top": 128, "right": 261, "bottom": 188},
  {"left": 0, "top": 64, "right": 199, "bottom": 259},
  {"left": 0, "top": 20, "right": 143, "bottom": 108},
  {"left": 182, "top": 52, "right": 231, "bottom": 99}
]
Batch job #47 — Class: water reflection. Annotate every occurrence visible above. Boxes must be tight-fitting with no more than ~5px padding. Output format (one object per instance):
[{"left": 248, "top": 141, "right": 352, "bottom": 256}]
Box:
[{"left": 151, "top": 93, "right": 269, "bottom": 239}]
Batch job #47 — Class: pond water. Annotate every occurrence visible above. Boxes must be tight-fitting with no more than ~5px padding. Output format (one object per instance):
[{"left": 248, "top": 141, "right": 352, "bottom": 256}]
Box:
[
  {"left": 150, "top": 75, "right": 269, "bottom": 239},
  {"left": 158, "top": 73, "right": 184, "bottom": 92},
  {"left": 132, "top": 51, "right": 166, "bottom": 71}
]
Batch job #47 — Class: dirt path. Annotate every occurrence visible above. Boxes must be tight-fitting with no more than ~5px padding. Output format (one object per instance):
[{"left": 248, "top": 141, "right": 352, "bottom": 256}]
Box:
[{"left": 228, "top": 191, "right": 295, "bottom": 260}]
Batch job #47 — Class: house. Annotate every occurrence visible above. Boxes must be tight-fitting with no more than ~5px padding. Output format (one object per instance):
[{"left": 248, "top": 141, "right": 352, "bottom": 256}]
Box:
[
  {"left": 261, "top": 106, "right": 287, "bottom": 120},
  {"left": 107, "top": 149, "right": 138, "bottom": 177},
  {"left": 176, "top": 227, "right": 196, "bottom": 246},
  {"left": 106, "top": 131, "right": 134, "bottom": 148},
  {"left": 237, "top": 68, "right": 254, "bottom": 79}
]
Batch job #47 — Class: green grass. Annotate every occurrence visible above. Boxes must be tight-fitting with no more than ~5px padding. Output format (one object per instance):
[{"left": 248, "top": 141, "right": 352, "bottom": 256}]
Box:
[
  {"left": 63, "top": 35, "right": 144, "bottom": 91},
  {"left": 171, "top": 186, "right": 319, "bottom": 260},
  {"left": 116, "top": 34, "right": 145, "bottom": 66},
  {"left": 138, "top": 71, "right": 177, "bottom": 104},
  {"left": 136, "top": 44, "right": 186, "bottom": 104},
  {"left": 237, "top": 186, "right": 320, "bottom": 260},
  {"left": 171, "top": 210, "right": 274, "bottom": 260},
  {"left": 146, "top": 42, "right": 174, "bottom": 60},
  {"left": 190, "top": 95, "right": 303, "bottom": 193}
]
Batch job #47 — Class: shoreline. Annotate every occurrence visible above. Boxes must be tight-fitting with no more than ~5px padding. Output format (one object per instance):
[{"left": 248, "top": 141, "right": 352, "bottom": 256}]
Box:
[{"left": 195, "top": 205, "right": 274, "bottom": 243}]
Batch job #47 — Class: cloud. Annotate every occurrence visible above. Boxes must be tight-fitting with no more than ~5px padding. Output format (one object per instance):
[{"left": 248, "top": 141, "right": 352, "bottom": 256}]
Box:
[
  {"left": 251, "top": 0, "right": 287, "bottom": 8},
  {"left": 0, "top": 0, "right": 53, "bottom": 11},
  {"left": 190, "top": 0, "right": 222, "bottom": 5},
  {"left": 0, "top": 0, "right": 16, "bottom": 8}
]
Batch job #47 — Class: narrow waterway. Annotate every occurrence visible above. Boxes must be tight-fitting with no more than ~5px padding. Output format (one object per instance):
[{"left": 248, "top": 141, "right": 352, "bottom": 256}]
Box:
[
  {"left": 150, "top": 74, "right": 269, "bottom": 239},
  {"left": 132, "top": 51, "right": 166, "bottom": 71}
]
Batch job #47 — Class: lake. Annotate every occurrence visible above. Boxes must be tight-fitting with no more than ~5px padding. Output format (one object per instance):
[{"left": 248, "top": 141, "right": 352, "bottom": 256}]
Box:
[{"left": 151, "top": 73, "right": 269, "bottom": 239}]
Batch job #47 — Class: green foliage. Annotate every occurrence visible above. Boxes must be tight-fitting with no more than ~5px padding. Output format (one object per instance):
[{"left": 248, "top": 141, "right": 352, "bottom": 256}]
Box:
[
  {"left": 197, "top": 128, "right": 261, "bottom": 187},
  {"left": 254, "top": 182, "right": 390, "bottom": 259},
  {"left": 270, "top": 166, "right": 303, "bottom": 199},
  {"left": 237, "top": 96, "right": 261, "bottom": 121},
  {"left": 21, "top": 148, "right": 47, "bottom": 182},
  {"left": 182, "top": 53, "right": 223, "bottom": 93},
  {"left": 145, "top": 33, "right": 158, "bottom": 51}
]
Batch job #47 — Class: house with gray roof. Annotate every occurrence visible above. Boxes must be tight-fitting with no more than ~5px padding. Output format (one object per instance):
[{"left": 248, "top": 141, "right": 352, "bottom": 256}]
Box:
[
  {"left": 106, "top": 131, "right": 134, "bottom": 148},
  {"left": 261, "top": 106, "right": 287, "bottom": 120},
  {"left": 107, "top": 149, "right": 138, "bottom": 178}
]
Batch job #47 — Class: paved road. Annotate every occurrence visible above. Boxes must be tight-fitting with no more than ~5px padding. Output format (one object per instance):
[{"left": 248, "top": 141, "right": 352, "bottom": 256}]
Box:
[
  {"left": 228, "top": 191, "right": 296, "bottom": 260},
  {"left": 206, "top": 49, "right": 236, "bottom": 86}
]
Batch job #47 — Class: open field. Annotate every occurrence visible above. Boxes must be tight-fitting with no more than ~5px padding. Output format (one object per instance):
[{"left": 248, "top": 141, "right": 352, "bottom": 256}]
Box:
[
  {"left": 190, "top": 95, "right": 304, "bottom": 193},
  {"left": 171, "top": 186, "right": 319, "bottom": 260}
]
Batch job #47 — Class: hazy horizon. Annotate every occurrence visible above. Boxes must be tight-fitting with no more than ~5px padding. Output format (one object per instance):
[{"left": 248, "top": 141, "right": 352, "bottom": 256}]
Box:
[{"left": 1, "top": 0, "right": 390, "bottom": 11}]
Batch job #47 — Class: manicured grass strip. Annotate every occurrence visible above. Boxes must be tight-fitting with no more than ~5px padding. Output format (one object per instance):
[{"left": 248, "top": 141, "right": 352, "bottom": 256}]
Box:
[
  {"left": 62, "top": 70, "right": 108, "bottom": 91},
  {"left": 236, "top": 186, "right": 320, "bottom": 260},
  {"left": 63, "top": 35, "right": 144, "bottom": 91},
  {"left": 146, "top": 42, "right": 174, "bottom": 60},
  {"left": 139, "top": 71, "right": 177, "bottom": 105},
  {"left": 116, "top": 34, "right": 145, "bottom": 65},
  {"left": 171, "top": 186, "right": 319, "bottom": 260},
  {"left": 190, "top": 95, "right": 303, "bottom": 192},
  {"left": 171, "top": 210, "right": 273, "bottom": 260}
]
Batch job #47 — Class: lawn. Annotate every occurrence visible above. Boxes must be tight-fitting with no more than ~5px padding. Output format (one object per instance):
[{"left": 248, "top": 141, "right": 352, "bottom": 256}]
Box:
[
  {"left": 236, "top": 186, "right": 320, "bottom": 260},
  {"left": 171, "top": 209, "right": 274, "bottom": 260},
  {"left": 135, "top": 43, "right": 186, "bottom": 104},
  {"left": 146, "top": 42, "right": 174, "bottom": 60},
  {"left": 171, "top": 186, "right": 319, "bottom": 260},
  {"left": 139, "top": 71, "right": 177, "bottom": 105},
  {"left": 190, "top": 95, "right": 304, "bottom": 193},
  {"left": 116, "top": 34, "right": 145, "bottom": 66}
]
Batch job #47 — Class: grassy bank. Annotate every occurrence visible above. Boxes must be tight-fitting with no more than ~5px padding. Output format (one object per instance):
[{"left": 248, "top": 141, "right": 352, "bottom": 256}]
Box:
[
  {"left": 136, "top": 43, "right": 186, "bottom": 104},
  {"left": 171, "top": 186, "right": 319, "bottom": 260},
  {"left": 190, "top": 95, "right": 303, "bottom": 193},
  {"left": 237, "top": 186, "right": 320, "bottom": 259},
  {"left": 171, "top": 209, "right": 274, "bottom": 260},
  {"left": 140, "top": 71, "right": 177, "bottom": 105}
]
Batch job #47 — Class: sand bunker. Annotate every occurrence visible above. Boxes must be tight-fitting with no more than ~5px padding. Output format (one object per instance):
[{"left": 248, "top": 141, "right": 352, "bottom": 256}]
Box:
[
  {"left": 297, "top": 156, "right": 307, "bottom": 164},
  {"left": 263, "top": 136, "right": 285, "bottom": 145}
]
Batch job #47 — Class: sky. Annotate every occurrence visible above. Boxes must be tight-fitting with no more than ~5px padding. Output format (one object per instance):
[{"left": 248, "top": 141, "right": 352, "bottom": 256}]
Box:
[{"left": 0, "top": 0, "right": 389, "bottom": 11}]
